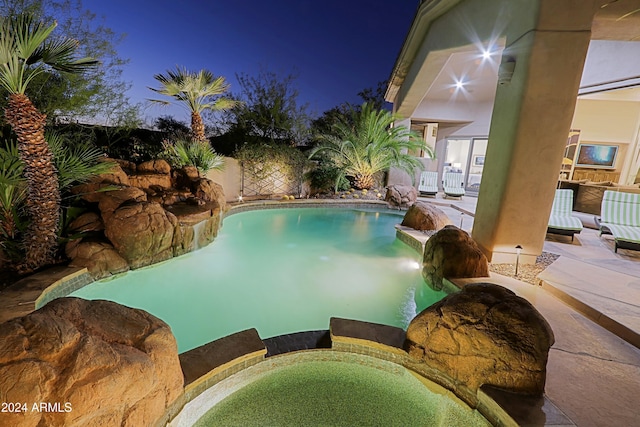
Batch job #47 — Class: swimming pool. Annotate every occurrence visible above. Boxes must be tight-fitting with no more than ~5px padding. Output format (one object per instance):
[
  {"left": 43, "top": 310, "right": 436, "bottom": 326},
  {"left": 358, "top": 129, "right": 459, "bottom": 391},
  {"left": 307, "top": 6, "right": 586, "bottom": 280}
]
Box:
[{"left": 71, "top": 207, "right": 447, "bottom": 353}]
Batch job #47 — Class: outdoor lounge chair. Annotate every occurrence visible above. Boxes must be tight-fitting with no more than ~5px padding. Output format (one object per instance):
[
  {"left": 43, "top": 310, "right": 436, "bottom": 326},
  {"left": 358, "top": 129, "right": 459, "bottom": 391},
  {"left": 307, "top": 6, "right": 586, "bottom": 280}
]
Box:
[
  {"left": 418, "top": 171, "right": 438, "bottom": 196},
  {"left": 443, "top": 172, "right": 465, "bottom": 198},
  {"left": 547, "top": 189, "right": 583, "bottom": 241},
  {"left": 597, "top": 190, "right": 640, "bottom": 253}
]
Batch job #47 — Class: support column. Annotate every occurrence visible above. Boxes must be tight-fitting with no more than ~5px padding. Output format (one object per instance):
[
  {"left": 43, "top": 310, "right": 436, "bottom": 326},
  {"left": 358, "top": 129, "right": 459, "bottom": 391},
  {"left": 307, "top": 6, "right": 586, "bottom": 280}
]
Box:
[{"left": 472, "top": 7, "right": 596, "bottom": 263}]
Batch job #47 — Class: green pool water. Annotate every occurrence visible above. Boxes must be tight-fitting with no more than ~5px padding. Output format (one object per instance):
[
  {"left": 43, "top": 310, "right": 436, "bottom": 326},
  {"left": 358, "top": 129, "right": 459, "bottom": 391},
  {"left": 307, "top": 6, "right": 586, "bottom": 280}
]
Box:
[
  {"left": 71, "top": 207, "right": 446, "bottom": 353},
  {"left": 185, "top": 355, "right": 491, "bottom": 427}
]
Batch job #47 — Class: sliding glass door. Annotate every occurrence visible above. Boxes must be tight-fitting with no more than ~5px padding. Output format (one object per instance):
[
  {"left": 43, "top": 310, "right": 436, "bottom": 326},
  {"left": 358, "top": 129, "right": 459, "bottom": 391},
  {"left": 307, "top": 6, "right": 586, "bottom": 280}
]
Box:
[{"left": 444, "top": 138, "right": 488, "bottom": 193}]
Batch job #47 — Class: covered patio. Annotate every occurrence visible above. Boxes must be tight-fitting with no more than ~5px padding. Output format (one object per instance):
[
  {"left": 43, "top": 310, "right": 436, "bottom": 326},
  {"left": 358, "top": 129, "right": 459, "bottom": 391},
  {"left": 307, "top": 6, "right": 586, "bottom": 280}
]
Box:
[{"left": 386, "top": 0, "right": 640, "bottom": 264}]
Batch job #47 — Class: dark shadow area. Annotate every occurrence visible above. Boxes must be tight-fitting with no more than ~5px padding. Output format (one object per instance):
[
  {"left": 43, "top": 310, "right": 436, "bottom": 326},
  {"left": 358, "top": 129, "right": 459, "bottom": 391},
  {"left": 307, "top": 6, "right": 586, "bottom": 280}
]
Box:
[{"left": 264, "top": 330, "right": 331, "bottom": 357}]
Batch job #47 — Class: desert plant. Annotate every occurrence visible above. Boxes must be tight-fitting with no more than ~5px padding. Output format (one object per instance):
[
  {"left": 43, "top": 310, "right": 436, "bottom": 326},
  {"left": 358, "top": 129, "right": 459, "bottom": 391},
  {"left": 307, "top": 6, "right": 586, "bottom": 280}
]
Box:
[
  {"left": 309, "top": 103, "right": 431, "bottom": 190},
  {"left": 0, "top": 140, "right": 27, "bottom": 260},
  {"left": 0, "top": 133, "right": 113, "bottom": 266},
  {"left": 47, "top": 132, "right": 114, "bottom": 191},
  {"left": 149, "top": 67, "right": 237, "bottom": 143},
  {"left": 0, "top": 13, "right": 97, "bottom": 271},
  {"left": 161, "top": 139, "right": 224, "bottom": 175}
]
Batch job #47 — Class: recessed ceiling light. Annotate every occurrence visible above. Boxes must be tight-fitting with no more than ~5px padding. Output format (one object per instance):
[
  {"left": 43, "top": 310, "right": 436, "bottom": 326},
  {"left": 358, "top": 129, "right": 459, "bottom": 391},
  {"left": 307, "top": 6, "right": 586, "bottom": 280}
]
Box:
[{"left": 455, "top": 80, "right": 465, "bottom": 89}]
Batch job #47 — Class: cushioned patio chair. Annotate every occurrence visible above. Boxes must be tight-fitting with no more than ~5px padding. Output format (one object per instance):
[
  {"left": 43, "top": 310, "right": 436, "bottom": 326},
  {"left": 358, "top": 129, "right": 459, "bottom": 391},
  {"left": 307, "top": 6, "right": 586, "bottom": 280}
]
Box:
[
  {"left": 443, "top": 172, "right": 465, "bottom": 198},
  {"left": 547, "top": 189, "right": 583, "bottom": 241},
  {"left": 598, "top": 190, "right": 640, "bottom": 253},
  {"left": 418, "top": 171, "right": 438, "bottom": 197}
]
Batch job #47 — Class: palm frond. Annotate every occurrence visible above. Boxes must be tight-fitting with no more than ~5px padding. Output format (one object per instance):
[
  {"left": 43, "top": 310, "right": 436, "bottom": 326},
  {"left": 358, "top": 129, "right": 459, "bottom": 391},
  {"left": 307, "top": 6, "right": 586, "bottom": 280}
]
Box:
[
  {"left": 0, "top": 13, "right": 97, "bottom": 94},
  {"left": 46, "top": 132, "right": 113, "bottom": 191},
  {"left": 148, "top": 66, "right": 235, "bottom": 117},
  {"left": 161, "top": 138, "right": 225, "bottom": 174},
  {"left": 311, "top": 102, "right": 429, "bottom": 188},
  {"left": 9, "top": 14, "right": 57, "bottom": 61}
]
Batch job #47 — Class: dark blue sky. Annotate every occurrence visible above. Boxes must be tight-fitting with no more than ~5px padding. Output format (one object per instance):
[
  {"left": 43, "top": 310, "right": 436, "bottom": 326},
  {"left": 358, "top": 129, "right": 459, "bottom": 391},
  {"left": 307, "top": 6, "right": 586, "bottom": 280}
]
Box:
[{"left": 82, "top": 0, "right": 419, "bottom": 124}]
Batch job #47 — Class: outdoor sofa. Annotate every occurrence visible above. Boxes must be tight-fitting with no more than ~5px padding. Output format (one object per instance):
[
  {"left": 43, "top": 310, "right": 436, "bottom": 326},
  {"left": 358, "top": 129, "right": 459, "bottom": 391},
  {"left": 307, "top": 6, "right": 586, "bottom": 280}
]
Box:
[
  {"left": 547, "top": 189, "right": 583, "bottom": 241},
  {"left": 443, "top": 172, "right": 465, "bottom": 198},
  {"left": 597, "top": 190, "right": 640, "bottom": 253},
  {"left": 418, "top": 171, "right": 438, "bottom": 197}
]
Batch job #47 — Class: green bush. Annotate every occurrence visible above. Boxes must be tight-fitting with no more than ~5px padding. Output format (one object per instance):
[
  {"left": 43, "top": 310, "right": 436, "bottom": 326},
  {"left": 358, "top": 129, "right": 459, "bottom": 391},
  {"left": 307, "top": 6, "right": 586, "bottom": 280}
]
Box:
[
  {"left": 0, "top": 141, "right": 27, "bottom": 262},
  {"left": 161, "top": 139, "right": 224, "bottom": 175},
  {"left": 305, "top": 162, "right": 350, "bottom": 194}
]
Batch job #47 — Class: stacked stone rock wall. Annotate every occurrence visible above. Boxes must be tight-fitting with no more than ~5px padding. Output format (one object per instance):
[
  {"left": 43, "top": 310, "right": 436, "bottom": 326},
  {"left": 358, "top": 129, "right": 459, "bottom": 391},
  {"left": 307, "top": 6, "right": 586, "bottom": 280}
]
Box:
[{"left": 66, "top": 159, "right": 225, "bottom": 279}]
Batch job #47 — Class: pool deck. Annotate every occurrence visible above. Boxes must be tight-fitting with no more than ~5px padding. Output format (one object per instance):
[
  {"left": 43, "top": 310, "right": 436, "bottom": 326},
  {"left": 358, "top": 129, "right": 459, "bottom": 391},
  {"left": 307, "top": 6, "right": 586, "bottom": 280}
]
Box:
[{"left": 423, "top": 194, "right": 640, "bottom": 427}]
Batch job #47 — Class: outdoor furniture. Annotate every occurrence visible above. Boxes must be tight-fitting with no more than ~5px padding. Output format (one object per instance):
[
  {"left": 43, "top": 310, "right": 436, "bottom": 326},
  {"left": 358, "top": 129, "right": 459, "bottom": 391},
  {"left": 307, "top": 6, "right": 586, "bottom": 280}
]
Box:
[
  {"left": 443, "top": 172, "right": 465, "bottom": 198},
  {"left": 598, "top": 190, "right": 640, "bottom": 253},
  {"left": 547, "top": 189, "right": 583, "bottom": 241},
  {"left": 418, "top": 171, "right": 438, "bottom": 196}
]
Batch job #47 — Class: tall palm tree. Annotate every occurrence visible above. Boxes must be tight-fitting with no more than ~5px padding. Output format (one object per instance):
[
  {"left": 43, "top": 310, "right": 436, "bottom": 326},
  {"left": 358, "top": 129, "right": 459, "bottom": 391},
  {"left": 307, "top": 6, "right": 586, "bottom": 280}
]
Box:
[
  {"left": 149, "top": 67, "right": 237, "bottom": 143},
  {"left": 309, "top": 103, "right": 433, "bottom": 190},
  {"left": 0, "top": 14, "right": 97, "bottom": 271}
]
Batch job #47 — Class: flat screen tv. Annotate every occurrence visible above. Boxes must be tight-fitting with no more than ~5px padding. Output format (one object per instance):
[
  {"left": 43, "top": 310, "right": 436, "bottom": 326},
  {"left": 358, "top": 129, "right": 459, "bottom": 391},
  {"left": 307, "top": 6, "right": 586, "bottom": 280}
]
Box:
[{"left": 575, "top": 144, "right": 618, "bottom": 169}]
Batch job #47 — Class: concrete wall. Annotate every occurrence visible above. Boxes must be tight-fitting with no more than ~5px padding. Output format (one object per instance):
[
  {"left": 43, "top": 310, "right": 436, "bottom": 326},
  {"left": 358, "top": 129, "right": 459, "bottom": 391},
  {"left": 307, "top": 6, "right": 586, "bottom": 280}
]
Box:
[
  {"left": 206, "top": 157, "right": 242, "bottom": 202},
  {"left": 571, "top": 97, "right": 640, "bottom": 183}
]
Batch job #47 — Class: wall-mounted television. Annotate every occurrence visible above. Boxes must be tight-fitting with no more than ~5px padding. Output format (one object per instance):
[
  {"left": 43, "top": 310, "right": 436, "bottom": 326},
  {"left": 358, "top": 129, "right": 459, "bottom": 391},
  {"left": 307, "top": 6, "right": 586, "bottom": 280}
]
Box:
[{"left": 575, "top": 144, "right": 618, "bottom": 169}]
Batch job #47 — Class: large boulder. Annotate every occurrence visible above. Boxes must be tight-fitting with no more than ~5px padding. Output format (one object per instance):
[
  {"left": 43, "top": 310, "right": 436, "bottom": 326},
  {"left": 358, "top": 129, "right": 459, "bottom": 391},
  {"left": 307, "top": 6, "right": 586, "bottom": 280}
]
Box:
[
  {"left": 95, "top": 160, "right": 130, "bottom": 186},
  {"left": 0, "top": 297, "right": 183, "bottom": 427},
  {"left": 104, "top": 202, "right": 178, "bottom": 269},
  {"left": 128, "top": 160, "right": 172, "bottom": 191},
  {"left": 422, "top": 225, "right": 489, "bottom": 289},
  {"left": 137, "top": 159, "right": 171, "bottom": 175},
  {"left": 74, "top": 185, "right": 147, "bottom": 211},
  {"left": 191, "top": 178, "right": 226, "bottom": 211},
  {"left": 405, "top": 283, "right": 555, "bottom": 397},
  {"left": 95, "top": 187, "right": 148, "bottom": 222},
  {"left": 128, "top": 174, "right": 172, "bottom": 191},
  {"left": 67, "top": 212, "right": 104, "bottom": 233},
  {"left": 66, "top": 240, "right": 129, "bottom": 279},
  {"left": 401, "top": 202, "right": 452, "bottom": 231},
  {"left": 385, "top": 184, "right": 418, "bottom": 207}
]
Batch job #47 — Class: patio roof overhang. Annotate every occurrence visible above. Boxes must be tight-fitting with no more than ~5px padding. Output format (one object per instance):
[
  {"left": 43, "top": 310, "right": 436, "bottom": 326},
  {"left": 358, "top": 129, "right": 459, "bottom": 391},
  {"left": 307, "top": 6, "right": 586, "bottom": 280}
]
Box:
[{"left": 387, "top": 0, "right": 640, "bottom": 119}]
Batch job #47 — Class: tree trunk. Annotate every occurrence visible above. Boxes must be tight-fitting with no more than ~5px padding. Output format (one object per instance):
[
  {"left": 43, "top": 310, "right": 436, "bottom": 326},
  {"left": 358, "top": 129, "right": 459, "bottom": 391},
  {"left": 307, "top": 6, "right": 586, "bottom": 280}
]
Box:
[
  {"left": 5, "top": 93, "right": 60, "bottom": 272},
  {"left": 354, "top": 173, "right": 375, "bottom": 190},
  {"left": 191, "top": 111, "right": 206, "bottom": 143}
]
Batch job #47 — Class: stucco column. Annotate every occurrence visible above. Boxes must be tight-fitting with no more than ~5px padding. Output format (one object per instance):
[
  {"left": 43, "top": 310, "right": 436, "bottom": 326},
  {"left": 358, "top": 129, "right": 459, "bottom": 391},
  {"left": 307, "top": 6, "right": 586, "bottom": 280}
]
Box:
[{"left": 472, "top": 6, "right": 597, "bottom": 263}]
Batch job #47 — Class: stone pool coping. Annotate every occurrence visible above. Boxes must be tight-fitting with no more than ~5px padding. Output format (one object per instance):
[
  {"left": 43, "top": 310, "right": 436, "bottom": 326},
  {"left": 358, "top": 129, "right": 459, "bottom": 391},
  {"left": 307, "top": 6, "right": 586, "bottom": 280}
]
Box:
[
  {"left": 225, "top": 198, "right": 397, "bottom": 216},
  {"left": 0, "top": 265, "right": 94, "bottom": 324}
]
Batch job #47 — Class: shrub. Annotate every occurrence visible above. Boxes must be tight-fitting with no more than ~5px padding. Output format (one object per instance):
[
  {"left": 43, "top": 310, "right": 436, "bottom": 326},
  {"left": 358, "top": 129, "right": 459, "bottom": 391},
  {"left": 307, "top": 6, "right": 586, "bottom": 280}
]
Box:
[
  {"left": 161, "top": 139, "right": 224, "bottom": 175},
  {"left": 305, "top": 162, "right": 350, "bottom": 194}
]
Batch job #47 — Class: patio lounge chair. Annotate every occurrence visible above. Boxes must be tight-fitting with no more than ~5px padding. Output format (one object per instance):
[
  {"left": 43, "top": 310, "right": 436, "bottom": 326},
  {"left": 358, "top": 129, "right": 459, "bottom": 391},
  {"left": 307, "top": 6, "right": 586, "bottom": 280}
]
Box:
[
  {"left": 443, "top": 172, "right": 465, "bottom": 198},
  {"left": 418, "top": 171, "right": 438, "bottom": 196},
  {"left": 547, "top": 189, "right": 583, "bottom": 241},
  {"left": 598, "top": 190, "right": 640, "bottom": 253}
]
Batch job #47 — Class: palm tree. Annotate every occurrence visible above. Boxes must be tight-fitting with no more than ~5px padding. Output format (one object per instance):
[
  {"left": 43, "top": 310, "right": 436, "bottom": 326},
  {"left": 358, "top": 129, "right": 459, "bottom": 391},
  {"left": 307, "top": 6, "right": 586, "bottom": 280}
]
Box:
[
  {"left": 149, "top": 67, "right": 237, "bottom": 143},
  {"left": 0, "top": 14, "right": 97, "bottom": 271},
  {"left": 309, "top": 103, "right": 433, "bottom": 190}
]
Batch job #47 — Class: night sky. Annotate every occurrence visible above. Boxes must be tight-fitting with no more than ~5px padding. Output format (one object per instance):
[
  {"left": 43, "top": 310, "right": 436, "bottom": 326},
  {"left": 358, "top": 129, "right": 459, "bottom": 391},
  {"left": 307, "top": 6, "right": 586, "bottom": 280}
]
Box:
[{"left": 82, "top": 0, "right": 420, "bottom": 124}]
